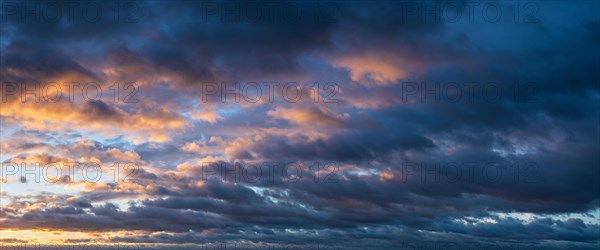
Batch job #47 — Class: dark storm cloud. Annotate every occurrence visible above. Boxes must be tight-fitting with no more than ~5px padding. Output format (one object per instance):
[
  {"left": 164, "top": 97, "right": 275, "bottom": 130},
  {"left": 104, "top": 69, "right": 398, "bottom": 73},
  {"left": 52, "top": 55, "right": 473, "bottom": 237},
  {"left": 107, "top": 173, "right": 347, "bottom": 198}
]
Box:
[
  {"left": 247, "top": 130, "right": 435, "bottom": 161},
  {"left": 2, "top": 188, "right": 599, "bottom": 249},
  {"left": 0, "top": 0, "right": 446, "bottom": 85},
  {"left": 0, "top": 40, "right": 98, "bottom": 84}
]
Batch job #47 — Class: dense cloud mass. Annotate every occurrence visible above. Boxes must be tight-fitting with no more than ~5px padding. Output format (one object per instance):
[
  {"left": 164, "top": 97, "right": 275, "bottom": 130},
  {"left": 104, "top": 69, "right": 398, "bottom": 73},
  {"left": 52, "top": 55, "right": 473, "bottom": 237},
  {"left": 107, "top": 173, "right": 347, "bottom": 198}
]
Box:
[{"left": 0, "top": 0, "right": 599, "bottom": 249}]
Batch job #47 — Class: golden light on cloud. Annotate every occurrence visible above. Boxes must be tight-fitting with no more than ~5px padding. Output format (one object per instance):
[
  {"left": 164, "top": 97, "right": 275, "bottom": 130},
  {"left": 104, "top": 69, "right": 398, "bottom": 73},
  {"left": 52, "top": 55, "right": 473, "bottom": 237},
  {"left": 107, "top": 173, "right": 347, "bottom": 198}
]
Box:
[
  {"left": 0, "top": 230, "right": 92, "bottom": 245},
  {"left": 0, "top": 230, "right": 148, "bottom": 246},
  {"left": 332, "top": 55, "right": 407, "bottom": 85}
]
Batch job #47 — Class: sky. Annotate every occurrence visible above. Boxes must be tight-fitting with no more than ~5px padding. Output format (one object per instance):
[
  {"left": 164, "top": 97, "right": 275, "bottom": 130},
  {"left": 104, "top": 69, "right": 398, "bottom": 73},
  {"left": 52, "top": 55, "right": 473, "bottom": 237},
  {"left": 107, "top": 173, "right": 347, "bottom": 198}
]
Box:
[{"left": 0, "top": 0, "right": 599, "bottom": 249}]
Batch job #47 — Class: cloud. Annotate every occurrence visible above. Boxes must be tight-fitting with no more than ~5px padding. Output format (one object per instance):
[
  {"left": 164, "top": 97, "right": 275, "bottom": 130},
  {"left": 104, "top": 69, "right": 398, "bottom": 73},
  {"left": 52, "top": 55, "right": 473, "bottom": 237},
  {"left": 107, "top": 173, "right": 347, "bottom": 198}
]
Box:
[
  {"left": 190, "top": 109, "right": 223, "bottom": 124},
  {"left": 1, "top": 0, "right": 599, "bottom": 249},
  {"left": 331, "top": 55, "right": 408, "bottom": 85},
  {"left": 267, "top": 106, "right": 348, "bottom": 127}
]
